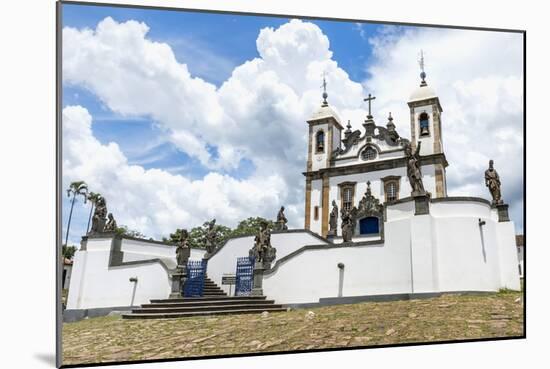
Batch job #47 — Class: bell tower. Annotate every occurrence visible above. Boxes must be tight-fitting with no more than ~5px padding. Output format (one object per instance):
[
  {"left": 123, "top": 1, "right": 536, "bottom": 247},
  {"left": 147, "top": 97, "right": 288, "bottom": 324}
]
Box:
[
  {"left": 304, "top": 75, "right": 343, "bottom": 233},
  {"left": 407, "top": 51, "right": 447, "bottom": 198},
  {"left": 407, "top": 50, "right": 444, "bottom": 157}
]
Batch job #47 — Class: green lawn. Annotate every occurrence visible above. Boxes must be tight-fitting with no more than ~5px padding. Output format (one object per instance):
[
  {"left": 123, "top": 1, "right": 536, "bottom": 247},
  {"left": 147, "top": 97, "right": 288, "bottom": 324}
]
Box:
[{"left": 62, "top": 291, "right": 524, "bottom": 365}]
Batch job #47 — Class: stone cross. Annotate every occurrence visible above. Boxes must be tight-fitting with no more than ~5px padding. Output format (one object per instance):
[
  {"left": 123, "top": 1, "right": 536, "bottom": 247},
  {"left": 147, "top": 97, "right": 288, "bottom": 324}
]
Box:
[{"left": 363, "top": 93, "right": 376, "bottom": 118}]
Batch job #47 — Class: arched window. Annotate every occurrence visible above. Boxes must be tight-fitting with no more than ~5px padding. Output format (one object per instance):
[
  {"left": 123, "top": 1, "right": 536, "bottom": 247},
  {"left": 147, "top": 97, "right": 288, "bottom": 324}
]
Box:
[
  {"left": 382, "top": 176, "right": 401, "bottom": 203},
  {"left": 315, "top": 130, "right": 325, "bottom": 153},
  {"left": 361, "top": 146, "right": 377, "bottom": 161},
  {"left": 419, "top": 112, "right": 430, "bottom": 136}
]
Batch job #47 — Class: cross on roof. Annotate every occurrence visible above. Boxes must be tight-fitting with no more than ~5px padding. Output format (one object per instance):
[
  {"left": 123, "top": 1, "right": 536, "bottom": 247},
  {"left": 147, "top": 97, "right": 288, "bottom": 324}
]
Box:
[{"left": 363, "top": 93, "right": 376, "bottom": 119}]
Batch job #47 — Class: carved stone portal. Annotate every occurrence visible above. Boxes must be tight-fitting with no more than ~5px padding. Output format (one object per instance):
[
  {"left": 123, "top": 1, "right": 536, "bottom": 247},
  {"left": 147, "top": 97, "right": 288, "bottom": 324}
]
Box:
[{"left": 352, "top": 181, "right": 384, "bottom": 237}]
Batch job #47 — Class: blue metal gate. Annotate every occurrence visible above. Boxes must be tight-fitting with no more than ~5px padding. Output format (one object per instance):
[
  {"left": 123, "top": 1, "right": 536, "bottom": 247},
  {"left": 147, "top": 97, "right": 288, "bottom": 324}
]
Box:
[
  {"left": 183, "top": 259, "right": 207, "bottom": 297},
  {"left": 235, "top": 256, "right": 254, "bottom": 296}
]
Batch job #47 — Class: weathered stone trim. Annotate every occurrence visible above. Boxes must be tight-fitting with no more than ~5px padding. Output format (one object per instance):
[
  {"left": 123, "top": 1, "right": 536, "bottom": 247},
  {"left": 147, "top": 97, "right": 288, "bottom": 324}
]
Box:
[
  {"left": 409, "top": 109, "right": 417, "bottom": 152},
  {"left": 283, "top": 291, "right": 494, "bottom": 309},
  {"left": 304, "top": 179, "right": 312, "bottom": 229},
  {"left": 326, "top": 125, "right": 333, "bottom": 168},
  {"left": 407, "top": 97, "right": 443, "bottom": 112},
  {"left": 430, "top": 196, "right": 491, "bottom": 206},
  {"left": 106, "top": 236, "right": 175, "bottom": 273},
  {"left": 205, "top": 229, "right": 331, "bottom": 260},
  {"left": 434, "top": 165, "right": 445, "bottom": 198},
  {"left": 264, "top": 240, "right": 384, "bottom": 276},
  {"left": 306, "top": 125, "right": 313, "bottom": 172},
  {"left": 321, "top": 175, "right": 330, "bottom": 237},
  {"left": 303, "top": 153, "right": 448, "bottom": 180},
  {"left": 307, "top": 116, "right": 344, "bottom": 131},
  {"left": 432, "top": 105, "right": 442, "bottom": 154}
]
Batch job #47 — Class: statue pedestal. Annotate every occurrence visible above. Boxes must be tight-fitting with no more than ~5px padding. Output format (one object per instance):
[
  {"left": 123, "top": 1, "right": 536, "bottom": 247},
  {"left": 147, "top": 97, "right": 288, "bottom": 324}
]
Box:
[
  {"left": 251, "top": 262, "right": 267, "bottom": 296},
  {"left": 169, "top": 266, "right": 186, "bottom": 299},
  {"left": 412, "top": 192, "right": 430, "bottom": 215},
  {"left": 495, "top": 203, "right": 510, "bottom": 222}
]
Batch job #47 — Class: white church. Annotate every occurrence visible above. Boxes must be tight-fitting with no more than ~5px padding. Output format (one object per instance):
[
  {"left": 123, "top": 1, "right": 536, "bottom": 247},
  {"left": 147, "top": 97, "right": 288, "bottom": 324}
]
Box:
[{"left": 64, "top": 66, "right": 521, "bottom": 320}]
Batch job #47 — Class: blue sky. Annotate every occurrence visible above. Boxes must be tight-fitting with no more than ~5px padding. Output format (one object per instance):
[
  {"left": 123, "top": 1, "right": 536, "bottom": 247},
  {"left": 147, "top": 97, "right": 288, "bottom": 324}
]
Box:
[{"left": 61, "top": 3, "right": 524, "bottom": 244}]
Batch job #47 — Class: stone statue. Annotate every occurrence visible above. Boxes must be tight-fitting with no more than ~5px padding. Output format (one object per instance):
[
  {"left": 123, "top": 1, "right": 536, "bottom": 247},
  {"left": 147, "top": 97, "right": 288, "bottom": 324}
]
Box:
[
  {"left": 104, "top": 213, "right": 117, "bottom": 232},
  {"left": 485, "top": 160, "right": 503, "bottom": 205},
  {"left": 341, "top": 208, "right": 355, "bottom": 243},
  {"left": 405, "top": 141, "right": 425, "bottom": 195},
  {"left": 250, "top": 220, "right": 276, "bottom": 266},
  {"left": 204, "top": 219, "right": 218, "bottom": 254},
  {"left": 176, "top": 229, "right": 191, "bottom": 267},
  {"left": 275, "top": 206, "right": 288, "bottom": 231},
  {"left": 328, "top": 200, "right": 338, "bottom": 236},
  {"left": 90, "top": 195, "right": 107, "bottom": 233}
]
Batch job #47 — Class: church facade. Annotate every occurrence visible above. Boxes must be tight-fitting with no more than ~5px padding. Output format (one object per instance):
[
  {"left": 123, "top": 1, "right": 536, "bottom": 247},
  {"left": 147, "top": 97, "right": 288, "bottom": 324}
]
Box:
[
  {"left": 304, "top": 75, "right": 448, "bottom": 240},
  {"left": 65, "top": 65, "right": 522, "bottom": 318}
]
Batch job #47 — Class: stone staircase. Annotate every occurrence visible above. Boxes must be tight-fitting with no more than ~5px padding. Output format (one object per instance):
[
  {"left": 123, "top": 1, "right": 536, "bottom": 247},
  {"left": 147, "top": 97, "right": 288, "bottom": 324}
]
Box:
[{"left": 123, "top": 275, "right": 285, "bottom": 319}]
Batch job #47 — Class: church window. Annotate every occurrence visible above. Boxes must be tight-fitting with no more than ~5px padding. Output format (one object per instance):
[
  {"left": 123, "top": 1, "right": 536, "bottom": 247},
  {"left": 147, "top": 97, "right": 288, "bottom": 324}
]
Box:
[
  {"left": 361, "top": 146, "right": 377, "bottom": 161},
  {"left": 315, "top": 130, "right": 325, "bottom": 153},
  {"left": 342, "top": 187, "right": 353, "bottom": 211},
  {"left": 382, "top": 176, "right": 400, "bottom": 203},
  {"left": 386, "top": 182, "right": 398, "bottom": 202},
  {"left": 314, "top": 206, "right": 319, "bottom": 220},
  {"left": 419, "top": 112, "right": 430, "bottom": 136},
  {"left": 338, "top": 182, "right": 356, "bottom": 213}
]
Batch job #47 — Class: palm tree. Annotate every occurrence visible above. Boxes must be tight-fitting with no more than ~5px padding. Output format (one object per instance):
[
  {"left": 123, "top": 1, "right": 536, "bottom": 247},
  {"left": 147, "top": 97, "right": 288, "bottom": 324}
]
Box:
[
  {"left": 85, "top": 192, "right": 101, "bottom": 233},
  {"left": 65, "top": 181, "right": 88, "bottom": 247}
]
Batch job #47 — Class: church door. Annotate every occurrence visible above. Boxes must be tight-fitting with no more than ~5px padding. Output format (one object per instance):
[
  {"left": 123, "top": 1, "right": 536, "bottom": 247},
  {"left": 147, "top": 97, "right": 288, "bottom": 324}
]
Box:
[{"left": 359, "top": 217, "right": 379, "bottom": 235}]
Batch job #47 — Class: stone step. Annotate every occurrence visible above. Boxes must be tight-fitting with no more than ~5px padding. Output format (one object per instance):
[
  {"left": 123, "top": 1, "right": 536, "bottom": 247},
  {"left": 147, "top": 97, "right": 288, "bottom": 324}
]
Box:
[
  {"left": 132, "top": 303, "right": 283, "bottom": 314},
  {"left": 150, "top": 295, "right": 266, "bottom": 303},
  {"left": 141, "top": 299, "right": 276, "bottom": 308},
  {"left": 122, "top": 307, "right": 286, "bottom": 319}
]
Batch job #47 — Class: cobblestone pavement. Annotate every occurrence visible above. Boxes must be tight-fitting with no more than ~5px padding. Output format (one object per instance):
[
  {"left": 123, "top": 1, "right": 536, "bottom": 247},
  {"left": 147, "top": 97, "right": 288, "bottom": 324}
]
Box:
[{"left": 62, "top": 291, "right": 524, "bottom": 365}]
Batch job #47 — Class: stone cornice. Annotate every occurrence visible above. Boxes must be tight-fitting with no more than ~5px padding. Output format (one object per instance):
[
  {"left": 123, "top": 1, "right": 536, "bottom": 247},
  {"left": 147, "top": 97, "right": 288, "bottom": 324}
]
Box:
[
  {"left": 408, "top": 97, "right": 443, "bottom": 112},
  {"left": 303, "top": 153, "right": 449, "bottom": 179}
]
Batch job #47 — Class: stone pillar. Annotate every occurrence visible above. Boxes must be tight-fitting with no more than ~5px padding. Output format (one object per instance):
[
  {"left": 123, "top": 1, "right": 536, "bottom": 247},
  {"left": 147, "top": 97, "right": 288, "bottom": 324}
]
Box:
[
  {"left": 251, "top": 262, "right": 265, "bottom": 296},
  {"left": 321, "top": 175, "right": 330, "bottom": 237},
  {"left": 496, "top": 203, "right": 510, "bottom": 222},
  {"left": 169, "top": 265, "right": 187, "bottom": 299},
  {"left": 413, "top": 192, "right": 430, "bottom": 215}
]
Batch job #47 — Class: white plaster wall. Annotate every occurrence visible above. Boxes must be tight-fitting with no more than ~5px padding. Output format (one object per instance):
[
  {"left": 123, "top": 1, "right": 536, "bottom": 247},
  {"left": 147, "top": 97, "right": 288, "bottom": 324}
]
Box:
[
  {"left": 495, "top": 221, "right": 522, "bottom": 290},
  {"left": 207, "top": 232, "right": 329, "bottom": 295},
  {"left": 261, "top": 199, "right": 520, "bottom": 304},
  {"left": 66, "top": 237, "right": 176, "bottom": 310},
  {"left": 309, "top": 179, "right": 323, "bottom": 235},
  {"left": 263, "top": 219, "right": 412, "bottom": 304}
]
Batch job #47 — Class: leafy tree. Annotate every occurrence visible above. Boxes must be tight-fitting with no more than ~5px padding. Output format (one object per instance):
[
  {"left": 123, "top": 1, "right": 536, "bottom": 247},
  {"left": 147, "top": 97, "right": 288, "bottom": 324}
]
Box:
[
  {"left": 166, "top": 221, "right": 233, "bottom": 249},
  {"left": 115, "top": 225, "right": 147, "bottom": 239},
  {"left": 230, "top": 217, "right": 274, "bottom": 238},
  {"left": 62, "top": 244, "right": 77, "bottom": 260}
]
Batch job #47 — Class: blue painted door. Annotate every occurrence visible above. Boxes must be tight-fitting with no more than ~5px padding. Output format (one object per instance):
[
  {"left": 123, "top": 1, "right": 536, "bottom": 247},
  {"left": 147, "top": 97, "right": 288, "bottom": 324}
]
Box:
[
  {"left": 235, "top": 256, "right": 254, "bottom": 296},
  {"left": 359, "top": 217, "right": 379, "bottom": 234}
]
